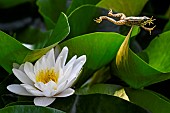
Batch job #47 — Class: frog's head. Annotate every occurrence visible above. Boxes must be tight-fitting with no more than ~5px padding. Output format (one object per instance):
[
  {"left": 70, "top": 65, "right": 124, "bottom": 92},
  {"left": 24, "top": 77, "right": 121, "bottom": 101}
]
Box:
[{"left": 142, "top": 16, "right": 150, "bottom": 21}]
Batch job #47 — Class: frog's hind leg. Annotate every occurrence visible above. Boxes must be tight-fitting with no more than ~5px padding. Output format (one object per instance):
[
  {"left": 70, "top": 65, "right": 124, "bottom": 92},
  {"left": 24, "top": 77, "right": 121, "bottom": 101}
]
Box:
[
  {"left": 108, "top": 9, "right": 126, "bottom": 20},
  {"left": 141, "top": 25, "right": 156, "bottom": 35},
  {"left": 94, "top": 16, "right": 126, "bottom": 25}
]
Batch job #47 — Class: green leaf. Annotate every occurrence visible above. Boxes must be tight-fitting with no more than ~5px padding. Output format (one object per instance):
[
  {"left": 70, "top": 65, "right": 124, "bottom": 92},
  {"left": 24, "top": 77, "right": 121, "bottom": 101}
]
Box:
[
  {"left": 0, "top": 12, "right": 70, "bottom": 73},
  {"left": 126, "top": 88, "right": 170, "bottom": 113},
  {"left": 67, "top": 0, "right": 101, "bottom": 15},
  {"left": 16, "top": 12, "right": 69, "bottom": 49},
  {"left": 45, "top": 12, "right": 70, "bottom": 47},
  {"left": 51, "top": 94, "right": 149, "bottom": 113},
  {"left": 0, "top": 32, "right": 54, "bottom": 73},
  {"left": 97, "top": 0, "right": 148, "bottom": 16},
  {"left": 0, "top": 0, "right": 32, "bottom": 8},
  {"left": 112, "top": 28, "right": 170, "bottom": 89},
  {"left": 76, "top": 84, "right": 122, "bottom": 95},
  {"left": 37, "top": 0, "right": 67, "bottom": 29},
  {"left": 0, "top": 105, "right": 65, "bottom": 113},
  {"left": 16, "top": 27, "right": 49, "bottom": 44},
  {"left": 0, "top": 31, "right": 30, "bottom": 73},
  {"left": 143, "top": 31, "right": 170, "bottom": 72},
  {"left": 68, "top": 5, "right": 101, "bottom": 38},
  {"left": 60, "top": 32, "right": 125, "bottom": 86}
]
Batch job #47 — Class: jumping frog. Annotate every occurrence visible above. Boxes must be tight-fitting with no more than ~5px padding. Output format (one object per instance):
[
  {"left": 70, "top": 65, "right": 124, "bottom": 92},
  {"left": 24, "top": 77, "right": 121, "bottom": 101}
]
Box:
[{"left": 95, "top": 9, "right": 156, "bottom": 35}]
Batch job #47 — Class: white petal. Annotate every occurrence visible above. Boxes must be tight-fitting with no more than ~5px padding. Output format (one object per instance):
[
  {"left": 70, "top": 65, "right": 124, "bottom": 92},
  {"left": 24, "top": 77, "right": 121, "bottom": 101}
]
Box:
[
  {"left": 63, "top": 55, "right": 77, "bottom": 77},
  {"left": 45, "top": 81, "right": 57, "bottom": 89},
  {"left": 34, "top": 97, "right": 56, "bottom": 107},
  {"left": 24, "top": 62, "right": 36, "bottom": 83},
  {"left": 34, "top": 57, "right": 42, "bottom": 74},
  {"left": 46, "top": 48, "right": 55, "bottom": 67},
  {"left": 35, "top": 81, "right": 58, "bottom": 97},
  {"left": 70, "top": 55, "right": 86, "bottom": 79},
  {"left": 64, "top": 55, "right": 77, "bottom": 69},
  {"left": 54, "top": 88, "right": 75, "bottom": 97},
  {"left": 42, "top": 81, "right": 58, "bottom": 97},
  {"left": 19, "top": 64, "right": 24, "bottom": 71},
  {"left": 34, "top": 82, "right": 46, "bottom": 91},
  {"left": 21, "top": 84, "right": 43, "bottom": 96},
  {"left": 64, "top": 77, "right": 77, "bottom": 89},
  {"left": 12, "top": 69, "right": 33, "bottom": 85},
  {"left": 34, "top": 56, "right": 47, "bottom": 75},
  {"left": 43, "top": 89, "right": 58, "bottom": 97},
  {"left": 54, "top": 56, "right": 63, "bottom": 79},
  {"left": 55, "top": 46, "right": 68, "bottom": 69},
  {"left": 7, "top": 84, "right": 33, "bottom": 96},
  {"left": 56, "top": 80, "right": 68, "bottom": 94},
  {"left": 58, "top": 56, "right": 76, "bottom": 85}
]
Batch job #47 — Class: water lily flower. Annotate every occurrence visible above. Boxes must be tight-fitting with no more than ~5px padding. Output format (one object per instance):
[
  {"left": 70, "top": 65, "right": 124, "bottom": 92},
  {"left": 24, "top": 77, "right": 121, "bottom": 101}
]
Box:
[{"left": 7, "top": 46, "right": 86, "bottom": 106}]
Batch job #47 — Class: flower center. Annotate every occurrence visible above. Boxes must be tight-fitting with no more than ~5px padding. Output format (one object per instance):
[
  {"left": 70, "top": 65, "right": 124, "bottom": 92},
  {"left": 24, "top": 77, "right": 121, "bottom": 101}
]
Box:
[{"left": 36, "top": 68, "right": 58, "bottom": 84}]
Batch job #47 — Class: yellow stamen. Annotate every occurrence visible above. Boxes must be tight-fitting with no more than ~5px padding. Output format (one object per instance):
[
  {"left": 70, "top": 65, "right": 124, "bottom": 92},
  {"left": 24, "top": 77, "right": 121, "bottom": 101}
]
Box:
[{"left": 36, "top": 68, "right": 58, "bottom": 84}]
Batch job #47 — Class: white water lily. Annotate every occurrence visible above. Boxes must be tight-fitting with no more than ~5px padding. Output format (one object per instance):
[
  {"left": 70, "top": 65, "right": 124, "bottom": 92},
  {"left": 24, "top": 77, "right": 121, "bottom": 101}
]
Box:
[{"left": 7, "top": 46, "right": 86, "bottom": 106}]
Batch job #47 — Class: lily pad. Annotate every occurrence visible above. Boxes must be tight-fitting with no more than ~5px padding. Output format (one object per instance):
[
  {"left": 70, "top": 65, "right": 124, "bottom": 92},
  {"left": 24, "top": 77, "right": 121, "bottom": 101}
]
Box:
[
  {"left": 0, "top": 13, "right": 69, "bottom": 73},
  {"left": 36, "top": 0, "right": 67, "bottom": 29},
  {"left": 126, "top": 88, "right": 170, "bottom": 113},
  {"left": 60, "top": 32, "right": 125, "bottom": 86},
  {"left": 68, "top": 5, "right": 101, "bottom": 38},
  {"left": 51, "top": 94, "right": 149, "bottom": 113},
  {"left": 76, "top": 84, "right": 122, "bottom": 95},
  {"left": 0, "top": 105, "right": 65, "bottom": 113},
  {"left": 112, "top": 27, "right": 170, "bottom": 88}
]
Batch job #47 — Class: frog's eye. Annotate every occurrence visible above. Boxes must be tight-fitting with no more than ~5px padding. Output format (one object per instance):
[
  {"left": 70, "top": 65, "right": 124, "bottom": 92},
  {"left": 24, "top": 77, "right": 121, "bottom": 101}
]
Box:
[{"left": 143, "top": 16, "right": 150, "bottom": 21}]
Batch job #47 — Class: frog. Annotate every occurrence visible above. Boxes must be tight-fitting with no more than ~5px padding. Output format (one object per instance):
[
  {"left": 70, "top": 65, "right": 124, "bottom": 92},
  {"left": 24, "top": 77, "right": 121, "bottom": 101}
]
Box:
[{"left": 94, "top": 9, "right": 156, "bottom": 35}]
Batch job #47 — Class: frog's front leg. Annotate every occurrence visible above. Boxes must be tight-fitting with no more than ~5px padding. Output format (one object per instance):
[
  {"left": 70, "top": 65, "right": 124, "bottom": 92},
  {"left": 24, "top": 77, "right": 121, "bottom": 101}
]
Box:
[
  {"left": 94, "top": 16, "right": 126, "bottom": 25},
  {"left": 141, "top": 25, "right": 156, "bottom": 35},
  {"left": 108, "top": 9, "right": 126, "bottom": 20}
]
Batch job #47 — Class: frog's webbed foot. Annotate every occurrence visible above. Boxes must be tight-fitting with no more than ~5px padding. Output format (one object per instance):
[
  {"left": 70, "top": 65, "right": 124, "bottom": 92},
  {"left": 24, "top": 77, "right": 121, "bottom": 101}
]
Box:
[
  {"left": 94, "top": 17, "right": 103, "bottom": 23},
  {"left": 141, "top": 25, "right": 156, "bottom": 35},
  {"left": 143, "top": 16, "right": 156, "bottom": 26}
]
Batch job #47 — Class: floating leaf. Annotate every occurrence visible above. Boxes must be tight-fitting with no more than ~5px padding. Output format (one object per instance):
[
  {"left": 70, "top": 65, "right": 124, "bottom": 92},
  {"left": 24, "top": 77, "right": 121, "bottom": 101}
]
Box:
[
  {"left": 68, "top": 5, "right": 101, "bottom": 38},
  {"left": 0, "top": 105, "right": 65, "bottom": 113},
  {"left": 76, "top": 84, "right": 122, "bottom": 95},
  {"left": 37, "top": 0, "right": 67, "bottom": 29},
  {"left": 97, "top": 0, "right": 148, "bottom": 16},
  {"left": 60, "top": 32, "right": 125, "bottom": 86},
  {"left": 126, "top": 88, "right": 170, "bottom": 113},
  {"left": 112, "top": 27, "right": 170, "bottom": 88},
  {"left": 51, "top": 94, "right": 149, "bottom": 113},
  {"left": 45, "top": 12, "right": 70, "bottom": 47}
]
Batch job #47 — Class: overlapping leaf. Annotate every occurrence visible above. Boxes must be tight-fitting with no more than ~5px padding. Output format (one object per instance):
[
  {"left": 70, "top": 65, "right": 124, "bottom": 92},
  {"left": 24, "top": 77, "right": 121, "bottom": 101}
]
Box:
[
  {"left": 0, "top": 105, "right": 65, "bottom": 113},
  {"left": 0, "top": 13, "right": 69, "bottom": 73},
  {"left": 112, "top": 27, "right": 170, "bottom": 88},
  {"left": 36, "top": 0, "right": 67, "bottom": 29},
  {"left": 51, "top": 94, "right": 149, "bottom": 113},
  {"left": 68, "top": 5, "right": 100, "bottom": 38},
  {"left": 60, "top": 32, "right": 125, "bottom": 86},
  {"left": 126, "top": 88, "right": 170, "bottom": 113}
]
